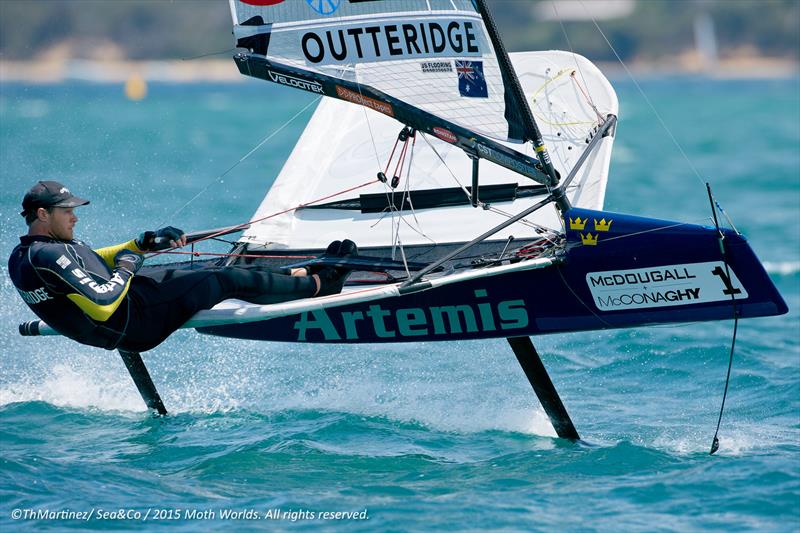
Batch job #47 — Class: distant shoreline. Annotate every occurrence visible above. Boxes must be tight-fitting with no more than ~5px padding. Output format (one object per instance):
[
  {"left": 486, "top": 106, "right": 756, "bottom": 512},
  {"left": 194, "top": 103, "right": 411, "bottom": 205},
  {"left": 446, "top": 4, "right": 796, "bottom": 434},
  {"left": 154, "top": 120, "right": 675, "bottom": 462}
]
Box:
[{"left": 1, "top": 57, "right": 797, "bottom": 84}]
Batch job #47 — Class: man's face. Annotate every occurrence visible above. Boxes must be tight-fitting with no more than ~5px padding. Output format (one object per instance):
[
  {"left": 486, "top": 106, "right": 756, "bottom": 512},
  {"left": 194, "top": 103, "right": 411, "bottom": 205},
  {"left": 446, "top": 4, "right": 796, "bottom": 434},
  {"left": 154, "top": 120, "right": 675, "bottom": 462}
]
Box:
[{"left": 41, "top": 206, "right": 77, "bottom": 240}]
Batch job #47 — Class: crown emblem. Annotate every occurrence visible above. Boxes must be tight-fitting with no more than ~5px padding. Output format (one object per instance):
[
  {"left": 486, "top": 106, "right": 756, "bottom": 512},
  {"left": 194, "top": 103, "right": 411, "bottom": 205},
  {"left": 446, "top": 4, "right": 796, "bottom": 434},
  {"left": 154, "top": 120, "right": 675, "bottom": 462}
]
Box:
[
  {"left": 580, "top": 233, "right": 598, "bottom": 246},
  {"left": 594, "top": 218, "right": 612, "bottom": 232},
  {"left": 569, "top": 216, "right": 587, "bottom": 230}
]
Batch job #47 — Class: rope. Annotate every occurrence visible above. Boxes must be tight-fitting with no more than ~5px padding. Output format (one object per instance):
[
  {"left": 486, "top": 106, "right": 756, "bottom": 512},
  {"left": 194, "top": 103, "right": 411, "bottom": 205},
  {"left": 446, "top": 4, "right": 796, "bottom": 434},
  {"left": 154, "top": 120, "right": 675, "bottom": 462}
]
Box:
[
  {"left": 153, "top": 250, "right": 315, "bottom": 260},
  {"left": 580, "top": 1, "right": 708, "bottom": 192},
  {"left": 707, "top": 183, "right": 740, "bottom": 455},
  {"left": 366, "top": 130, "right": 435, "bottom": 247},
  {"left": 419, "top": 132, "right": 474, "bottom": 201},
  {"left": 530, "top": 68, "right": 597, "bottom": 126},
  {"left": 394, "top": 133, "right": 415, "bottom": 276},
  {"left": 147, "top": 178, "right": 378, "bottom": 259},
  {"left": 352, "top": 67, "right": 383, "bottom": 171},
  {"left": 377, "top": 128, "right": 437, "bottom": 257},
  {"left": 160, "top": 96, "right": 322, "bottom": 226},
  {"left": 401, "top": 133, "right": 422, "bottom": 228},
  {"left": 181, "top": 47, "right": 237, "bottom": 61},
  {"left": 350, "top": 66, "right": 396, "bottom": 258},
  {"left": 486, "top": 205, "right": 556, "bottom": 236},
  {"left": 570, "top": 71, "right": 604, "bottom": 122},
  {"left": 384, "top": 134, "right": 401, "bottom": 176},
  {"left": 420, "top": 131, "right": 571, "bottom": 238},
  {"left": 710, "top": 316, "right": 738, "bottom": 455},
  {"left": 551, "top": 0, "right": 602, "bottom": 119}
]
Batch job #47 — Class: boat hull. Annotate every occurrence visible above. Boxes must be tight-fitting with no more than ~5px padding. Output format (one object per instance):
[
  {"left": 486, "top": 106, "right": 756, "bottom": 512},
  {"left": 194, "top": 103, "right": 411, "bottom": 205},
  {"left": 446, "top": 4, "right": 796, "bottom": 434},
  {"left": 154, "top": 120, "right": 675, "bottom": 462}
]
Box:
[{"left": 197, "top": 208, "right": 788, "bottom": 343}]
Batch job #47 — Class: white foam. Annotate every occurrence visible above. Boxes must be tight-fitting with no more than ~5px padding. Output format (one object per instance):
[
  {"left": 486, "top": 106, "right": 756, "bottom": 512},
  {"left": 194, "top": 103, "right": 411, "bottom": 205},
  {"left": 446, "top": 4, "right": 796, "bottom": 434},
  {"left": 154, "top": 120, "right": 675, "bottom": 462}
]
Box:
[
  {"left": 1, "top": 332, "right": 557, "bottom": 438},
  {"left": 0, "top": 363, "right": 144, "bottom": 413},
  {"left": 653, "top": 422, "right": 798, "bottom": 457},
  {"left": 763, "top": 261, "right": 800, "bottom": 276},
  {"left": 274, "top": 376, "right": 557, "bottom": 437},
  {"left": 160, "top": 338, "right": 558, "bottom": 436}
]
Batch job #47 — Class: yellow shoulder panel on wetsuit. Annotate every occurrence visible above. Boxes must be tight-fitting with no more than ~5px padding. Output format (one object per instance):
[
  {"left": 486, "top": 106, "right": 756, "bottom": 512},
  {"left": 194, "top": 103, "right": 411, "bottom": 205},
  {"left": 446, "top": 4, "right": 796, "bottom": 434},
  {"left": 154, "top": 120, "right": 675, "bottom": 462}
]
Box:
[
  {"left": 67, "top": 279, "right": 131, "bottom": 322},
  {"left": 94, "top": 239, "right": 143, "bottom": 268}
]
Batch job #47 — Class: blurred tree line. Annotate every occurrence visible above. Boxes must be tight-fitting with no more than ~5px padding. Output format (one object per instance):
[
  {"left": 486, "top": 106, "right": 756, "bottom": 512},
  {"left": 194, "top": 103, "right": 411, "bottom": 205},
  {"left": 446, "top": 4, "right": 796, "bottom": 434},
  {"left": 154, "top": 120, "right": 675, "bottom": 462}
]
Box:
[
  {"left": 0, "top": 0, "right": 797, "bottom": 62},
  {"left": 492, "top": 0, "right": 799, "bottom": 62}
]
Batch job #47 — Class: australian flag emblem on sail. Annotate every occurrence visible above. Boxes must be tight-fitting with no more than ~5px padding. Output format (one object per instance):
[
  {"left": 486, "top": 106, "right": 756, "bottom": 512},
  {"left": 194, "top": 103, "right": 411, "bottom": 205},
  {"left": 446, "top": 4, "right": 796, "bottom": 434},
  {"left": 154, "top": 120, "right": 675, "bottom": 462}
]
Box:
[{"left": 456, "top": 60, "right": 487, "bottom": 98}]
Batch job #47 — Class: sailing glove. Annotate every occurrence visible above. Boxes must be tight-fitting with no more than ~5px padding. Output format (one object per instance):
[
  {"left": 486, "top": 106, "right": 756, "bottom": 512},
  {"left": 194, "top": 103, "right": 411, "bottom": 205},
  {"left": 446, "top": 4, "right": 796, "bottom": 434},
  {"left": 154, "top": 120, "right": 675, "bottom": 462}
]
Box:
[
  {"left": 114, "top": 249, "right": 144, "bottom": 275},
  {"left": 136, "top": 226, "right": 186, "bottom": 251}
]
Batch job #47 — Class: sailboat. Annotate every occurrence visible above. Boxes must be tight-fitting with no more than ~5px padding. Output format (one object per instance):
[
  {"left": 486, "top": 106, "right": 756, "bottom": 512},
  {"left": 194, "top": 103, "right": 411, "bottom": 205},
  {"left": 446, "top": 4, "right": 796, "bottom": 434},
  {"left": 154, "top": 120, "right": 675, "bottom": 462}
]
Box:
[{"left": 20, "top": 0, "right": 787, "bottom": 441}]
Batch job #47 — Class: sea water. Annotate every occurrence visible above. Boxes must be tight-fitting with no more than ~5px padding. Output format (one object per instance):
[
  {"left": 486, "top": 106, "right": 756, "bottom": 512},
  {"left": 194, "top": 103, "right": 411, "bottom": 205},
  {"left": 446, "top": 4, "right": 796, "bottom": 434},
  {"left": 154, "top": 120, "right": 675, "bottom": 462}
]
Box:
[{"left": 1, "top": 77, "right": 798, "bottom": 531}]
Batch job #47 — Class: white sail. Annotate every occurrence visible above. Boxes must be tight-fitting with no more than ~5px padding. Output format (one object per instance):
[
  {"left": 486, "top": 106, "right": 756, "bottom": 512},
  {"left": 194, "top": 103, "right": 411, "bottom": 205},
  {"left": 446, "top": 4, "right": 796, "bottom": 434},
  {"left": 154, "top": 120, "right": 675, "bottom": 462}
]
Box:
[
  {"left": 240, "top": 50, "right": 618, "bottom": 249},
  {"left": 229, "top": 0, "right": 535, "bottom": 143}
]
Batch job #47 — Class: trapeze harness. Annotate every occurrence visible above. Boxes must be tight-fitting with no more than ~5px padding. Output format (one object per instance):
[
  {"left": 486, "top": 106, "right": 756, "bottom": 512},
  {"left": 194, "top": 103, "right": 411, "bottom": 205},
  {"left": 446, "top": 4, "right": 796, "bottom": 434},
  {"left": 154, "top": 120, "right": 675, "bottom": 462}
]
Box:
[{"left": 9, "top": 236, "right": 317, "bottom": 352}]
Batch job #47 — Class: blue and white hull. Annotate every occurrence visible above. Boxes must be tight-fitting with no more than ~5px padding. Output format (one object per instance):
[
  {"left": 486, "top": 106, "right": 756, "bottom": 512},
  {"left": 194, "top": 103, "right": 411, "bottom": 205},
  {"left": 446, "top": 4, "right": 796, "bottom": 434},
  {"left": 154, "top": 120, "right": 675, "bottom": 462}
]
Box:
[{"left": 195, "top": 208, "right": 787, "bottom": 343}]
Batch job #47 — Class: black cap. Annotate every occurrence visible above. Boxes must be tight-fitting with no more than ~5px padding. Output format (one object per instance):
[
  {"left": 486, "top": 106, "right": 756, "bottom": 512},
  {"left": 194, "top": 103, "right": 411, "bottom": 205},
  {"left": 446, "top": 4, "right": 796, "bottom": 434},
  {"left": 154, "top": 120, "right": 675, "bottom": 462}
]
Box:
[{"left": 21, "top": 181, "right": 90, "bottom": 216}]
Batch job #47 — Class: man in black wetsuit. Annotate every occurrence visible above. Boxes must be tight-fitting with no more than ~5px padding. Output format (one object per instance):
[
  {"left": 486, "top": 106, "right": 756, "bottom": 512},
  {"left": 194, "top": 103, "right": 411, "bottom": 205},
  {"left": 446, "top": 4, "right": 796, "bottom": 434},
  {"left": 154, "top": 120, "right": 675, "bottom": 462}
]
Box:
[{"left": 9, "top": 181, "right": 353, "bottom": 352}]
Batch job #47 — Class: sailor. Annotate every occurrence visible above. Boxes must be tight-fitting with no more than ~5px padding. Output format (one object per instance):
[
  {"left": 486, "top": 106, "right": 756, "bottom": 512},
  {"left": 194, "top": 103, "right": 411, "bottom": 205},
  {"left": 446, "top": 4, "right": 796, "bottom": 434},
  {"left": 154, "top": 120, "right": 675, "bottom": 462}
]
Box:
[{"left": 9, "top": 181, "right": 354, "bottom": 352}]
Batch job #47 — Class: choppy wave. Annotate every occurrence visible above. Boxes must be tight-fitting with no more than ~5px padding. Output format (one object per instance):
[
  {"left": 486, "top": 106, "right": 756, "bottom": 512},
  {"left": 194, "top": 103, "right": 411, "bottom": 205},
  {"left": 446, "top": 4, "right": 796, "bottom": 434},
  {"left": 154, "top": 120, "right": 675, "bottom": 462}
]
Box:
[
  {"left": 0, "top": 363, "right": 144, "bottom": 413},
  {"left": 764, "top": 261, "right": 800, "bottom": 275},
  {"left": 0, "top": 337, "right": 557, "bottom": 437},
  {"left": 2, "top": 80, "right": 798, "bottom": 531}
]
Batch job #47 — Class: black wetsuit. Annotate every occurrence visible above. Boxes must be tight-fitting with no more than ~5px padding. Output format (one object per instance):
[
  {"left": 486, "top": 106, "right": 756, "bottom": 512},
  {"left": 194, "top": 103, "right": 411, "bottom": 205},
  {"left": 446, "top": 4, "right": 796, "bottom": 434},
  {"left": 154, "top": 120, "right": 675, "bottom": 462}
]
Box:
[{"left": 9, "top": 236, "right": 316, "bottom": 352}]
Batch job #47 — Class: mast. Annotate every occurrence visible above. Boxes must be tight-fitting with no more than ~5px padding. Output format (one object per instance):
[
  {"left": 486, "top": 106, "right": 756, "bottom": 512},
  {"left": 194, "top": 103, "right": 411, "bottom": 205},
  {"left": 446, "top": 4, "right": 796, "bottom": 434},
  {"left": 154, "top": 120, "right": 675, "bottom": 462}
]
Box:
[{"left": 474, "top": 0, "right": 568, "bottom": 209}]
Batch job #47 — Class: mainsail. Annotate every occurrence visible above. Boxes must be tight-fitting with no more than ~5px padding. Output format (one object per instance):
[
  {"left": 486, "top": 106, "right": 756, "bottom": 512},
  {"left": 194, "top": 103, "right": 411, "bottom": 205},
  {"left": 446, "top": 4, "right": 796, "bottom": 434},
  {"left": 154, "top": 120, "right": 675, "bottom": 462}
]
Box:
[
  {"left": 228, "top": 1, "right": 618, "bottom": 249},
  {"left": 229, "top": 0, "right": 553, "bottom": 183},
  {"left": 239, "top": 51, "right": 618, "bottom": 249}
]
